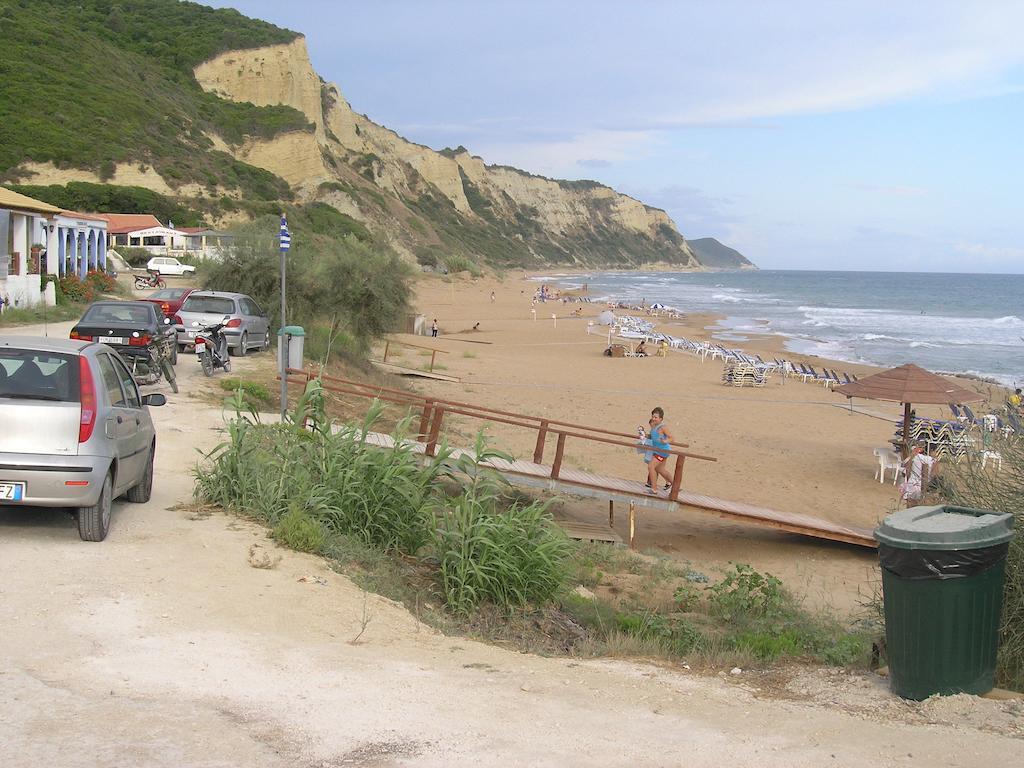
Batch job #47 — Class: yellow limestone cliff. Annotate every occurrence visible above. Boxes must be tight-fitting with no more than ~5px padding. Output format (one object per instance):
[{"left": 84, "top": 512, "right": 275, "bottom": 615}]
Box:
[{"left": 193, "top": 37, "right": 699, "bottom": 266}]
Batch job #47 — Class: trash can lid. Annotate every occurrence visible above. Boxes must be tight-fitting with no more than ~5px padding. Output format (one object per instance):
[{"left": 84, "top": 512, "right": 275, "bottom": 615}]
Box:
[
  {"left": 276, "top": 325, "right": 305, "bottom": 336},
  {"left": 874, "top": 505, "right": 1014, "bottom": 550}
]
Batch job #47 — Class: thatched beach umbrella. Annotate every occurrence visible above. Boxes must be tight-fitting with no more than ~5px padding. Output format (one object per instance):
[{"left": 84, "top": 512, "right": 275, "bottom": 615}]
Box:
[{"left": 834, "top": 363, "right": 984, "bottom": 458}]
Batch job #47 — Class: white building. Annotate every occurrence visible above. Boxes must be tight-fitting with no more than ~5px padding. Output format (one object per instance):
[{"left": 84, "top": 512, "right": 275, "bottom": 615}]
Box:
[
  {"left": 0, "top": 186, "right": 62, "bottom": 309},
  {"left": 101, "top": 214, "right": 231, "bottom": 259}
]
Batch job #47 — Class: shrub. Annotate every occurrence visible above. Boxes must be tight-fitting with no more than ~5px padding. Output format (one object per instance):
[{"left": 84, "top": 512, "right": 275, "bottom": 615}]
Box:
[
  {"left": 942, "top": 433, "right": 1024, "bottom": 690},
  {"left": 58, "top": 274, "right": 95, "bottom": 303},
  {"left": 85, "top": 269, "right": 117, "bottom": 293},
  {"left": 272, "top": 507, "right": 326, "bottom": 554},
  {"left": 219, "top": 378, "right": 272, "bottom": 408},
  {"left": 706, "top": 562, "right": 786, "bottom": 622},
  {"left": 430, "top": 435, "right": 573, "bottom": 614},
  {"left": 443, "top": 253, "right": 482, "bottom": 276},
  {"left": 116, "top": 247, "right": 155, "bottom": 267}
]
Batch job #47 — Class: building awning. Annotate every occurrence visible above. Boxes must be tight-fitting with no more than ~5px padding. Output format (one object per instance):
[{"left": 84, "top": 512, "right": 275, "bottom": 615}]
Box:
[{"left": 0, "top": 186, "right": 62, "bottom": 216}]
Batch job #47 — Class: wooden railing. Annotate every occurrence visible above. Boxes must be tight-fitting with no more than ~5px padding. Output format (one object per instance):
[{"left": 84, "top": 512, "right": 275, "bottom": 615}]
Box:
[
  {"left": 284, "top": 367, "right": 716, "bottom": 502},
  {"left": 380, "top": 339, "right": 449, "bottom": 372}
]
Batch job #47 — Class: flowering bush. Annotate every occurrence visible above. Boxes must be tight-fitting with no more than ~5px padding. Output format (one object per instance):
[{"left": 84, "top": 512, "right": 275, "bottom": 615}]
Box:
[
  {"left": 85, "top": 269, "right": 118, "bottom": 293},
  {"left": 59, "top": 274, "right": 95, "bottom": 303}
]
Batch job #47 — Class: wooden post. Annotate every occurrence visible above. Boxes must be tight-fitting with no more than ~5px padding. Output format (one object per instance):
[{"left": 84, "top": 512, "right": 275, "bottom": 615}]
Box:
[
  {"left": 430, "top": 350, "right": 437, "bottom": 372},
  {"left": 383, "top": 340, "right": 390, "bottom": 363},
  {"left": 425, "top": 406, "right": 445, "bottom": 457},
  {"left": 628, "top": 501, "right": 636, "bottom": 550},
  {"left": 533, "top": 420, "right": 549, "bottom": 463},
  {"left": 669, "top": 455, "right": 686, "bottom": 501},
  {"left": 550, "top": 432, "right": 566, "bottom": 478},
  {"left": 418, "top": 399, "right": 433, "bottom": 441},
  {"left": 608, "top": 499, "right": 614, "bottom": 526}
]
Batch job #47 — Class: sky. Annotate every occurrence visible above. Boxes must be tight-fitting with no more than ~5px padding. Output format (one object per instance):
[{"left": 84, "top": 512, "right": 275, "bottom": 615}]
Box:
[{"left": 206, "top": 1, "right": 1024, "bottom": 273}]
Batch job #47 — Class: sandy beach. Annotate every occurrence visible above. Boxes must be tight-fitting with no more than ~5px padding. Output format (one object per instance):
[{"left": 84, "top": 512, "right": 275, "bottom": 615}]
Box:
[{"left": 395, "top": 272, "right": 1004, "bottom": 617}]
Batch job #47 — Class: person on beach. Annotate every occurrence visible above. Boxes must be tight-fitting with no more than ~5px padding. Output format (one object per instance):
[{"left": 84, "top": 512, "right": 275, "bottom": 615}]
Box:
[
  {"left": 635, "top": 340, "right": 648, "bottom": 357},
  {"left": 1010, "top": 388, "right": 1022, "bottom": 411},
  {"left": 490, "top": 291, "right": 496, "bottom": 303},
  {"left": 646, "top": 407, "right": 675, "bottom": 494},
  {"left": 431, "top": 319, "right": 438, "bottom": 338},
  {"left": 900, "top": 444, "right": 936, "bottom": 507},
  {"left": 639, "top": 418, "right": 656, "bottom": 484}
]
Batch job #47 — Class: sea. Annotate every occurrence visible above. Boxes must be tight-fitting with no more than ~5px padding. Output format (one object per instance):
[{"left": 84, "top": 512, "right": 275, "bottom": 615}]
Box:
[{"left": 538, "top": 270, "right": 1024, "bottom": 387}]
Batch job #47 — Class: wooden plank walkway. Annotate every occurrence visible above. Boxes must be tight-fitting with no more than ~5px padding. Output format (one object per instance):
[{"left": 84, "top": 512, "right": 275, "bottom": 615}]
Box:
[
  {"left": 370, "top": 361, "right": 461, "bottom": 382},
  {"left": 357, "top": 431, "right": 876, "bottom": 549},
  {"left": 559, "top": 520, "right": 622, "bottom": 545}
]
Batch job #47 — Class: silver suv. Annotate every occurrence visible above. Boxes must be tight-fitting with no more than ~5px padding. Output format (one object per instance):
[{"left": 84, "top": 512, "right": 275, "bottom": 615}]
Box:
[{"left": 0, "top": 336, "right": 166, "bottom": 541}]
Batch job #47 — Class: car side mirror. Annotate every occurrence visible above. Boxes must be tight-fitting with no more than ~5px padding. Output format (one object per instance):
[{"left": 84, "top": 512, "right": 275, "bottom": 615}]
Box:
[{"left": 142, "top": 393, "right": 166, "bottom": 407}]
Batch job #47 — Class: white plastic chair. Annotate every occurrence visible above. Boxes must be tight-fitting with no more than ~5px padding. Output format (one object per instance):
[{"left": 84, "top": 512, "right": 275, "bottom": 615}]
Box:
[
  {"left": 873, "top": 448, "right": 904, "bottom": 484},
  {"left": 982, "top": 451, "right": 1002, "bottom": 471}
]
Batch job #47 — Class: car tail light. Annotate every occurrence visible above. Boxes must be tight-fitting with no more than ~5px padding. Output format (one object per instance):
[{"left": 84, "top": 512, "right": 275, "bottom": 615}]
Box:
[
  {"left": 225, "top": 318, "right": 242, "bottom": 328},
  {"left": 128, "top": 335, "right": 151, "bottom": 346},
  {"left": 79, "top": 357, "right": 97, "bottom": 443},
  {"left": 172, "top": 314, "right": 183, "bottom": 325},
  {"left": 70, "top": 330, "right": 94, "bottom": 341}
]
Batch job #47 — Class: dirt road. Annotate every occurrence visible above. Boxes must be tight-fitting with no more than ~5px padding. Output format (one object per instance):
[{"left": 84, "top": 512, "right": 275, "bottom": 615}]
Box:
[{"left": 1, "top": 322, "right": 1020, "bottom": 766}]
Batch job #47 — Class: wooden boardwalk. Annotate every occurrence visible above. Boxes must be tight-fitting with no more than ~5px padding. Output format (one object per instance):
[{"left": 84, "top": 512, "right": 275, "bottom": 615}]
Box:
[
  {"left": 370, "top": 360, "right": 460, "bottom": 382},
  {"left": 358, "top": 431, "right": 876, "bottom": 549}
]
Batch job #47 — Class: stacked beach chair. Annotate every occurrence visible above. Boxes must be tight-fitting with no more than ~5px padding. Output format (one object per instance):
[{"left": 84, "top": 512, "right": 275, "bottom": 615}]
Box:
[
  {"left": 894, "top": 417, "right": 970, "bottom": 461},
  {"left": 721, "top": 360, "right": 768, "bottom": 387}
]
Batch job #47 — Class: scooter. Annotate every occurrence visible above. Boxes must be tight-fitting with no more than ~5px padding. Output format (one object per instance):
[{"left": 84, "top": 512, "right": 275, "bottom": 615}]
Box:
[
  {"left": 193, "top": 318, "right": 231, "bottom": 377},
  {"left": 134, "top": 270, "right": 166, "bottom": 289}
]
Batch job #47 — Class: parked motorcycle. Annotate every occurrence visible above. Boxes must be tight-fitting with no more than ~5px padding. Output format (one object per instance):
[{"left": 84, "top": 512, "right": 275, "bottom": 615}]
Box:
[
  {"left": 193, "top": 318, "right": 231, "bottom": 377},
  {"left": 134, "top": 270, "right": 166, "bottom": 290}
]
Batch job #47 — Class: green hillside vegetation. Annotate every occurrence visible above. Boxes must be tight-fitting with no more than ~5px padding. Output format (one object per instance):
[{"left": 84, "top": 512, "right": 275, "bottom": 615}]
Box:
[
  {"left": 687, "top": 237, "right": 756, "bottom": 269},
  {"left": 0, "top": 0, "right": 304, "bottom": 199}
]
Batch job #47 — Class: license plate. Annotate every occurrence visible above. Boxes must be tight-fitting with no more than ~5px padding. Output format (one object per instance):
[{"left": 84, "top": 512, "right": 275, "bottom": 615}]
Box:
[
  {"left": 194, "top": 342, "right": 205, "bottom": 354},
  {"left": 97, "top": 337, "right": 126, "bottom": 345},
  {"left": 0, "top": 481, "right": 26, "bottom": 501}
]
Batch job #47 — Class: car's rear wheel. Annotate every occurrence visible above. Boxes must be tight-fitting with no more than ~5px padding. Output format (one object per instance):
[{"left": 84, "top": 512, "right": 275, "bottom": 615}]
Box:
[
  {"left": 77, "top": 471, "right": 112, "bottom": 542},
  {"left": 127, "top": 445, "right": 154, "bottom": 503},
  {"left": 260, "top": 330, "right": 271, "bottom": 352},
  {"left": 236, "top": 332, "right": 248, "bottom": 357}
]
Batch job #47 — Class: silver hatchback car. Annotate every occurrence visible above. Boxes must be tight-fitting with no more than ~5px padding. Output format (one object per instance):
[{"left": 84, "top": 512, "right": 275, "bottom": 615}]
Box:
[
  {"left": 0, "top": 336, "right": 166, "bottom": 541},
  {"left": 174, "top": 291, "right": 270, "bottom": 355}
]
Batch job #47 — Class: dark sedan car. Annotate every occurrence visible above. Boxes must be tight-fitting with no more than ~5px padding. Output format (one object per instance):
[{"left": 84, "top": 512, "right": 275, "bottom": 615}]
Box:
[
  {"left": 70, "top": 301, "right": 178, "bottom": 391},
  {"left": 138, "top": 287, "right": 194, "bottom": 318}
]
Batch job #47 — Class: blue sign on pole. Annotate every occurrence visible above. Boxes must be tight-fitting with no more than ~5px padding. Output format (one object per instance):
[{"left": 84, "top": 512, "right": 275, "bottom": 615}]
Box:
[{"left": 279, "top": 214, "right": 291, "bottom": 252}]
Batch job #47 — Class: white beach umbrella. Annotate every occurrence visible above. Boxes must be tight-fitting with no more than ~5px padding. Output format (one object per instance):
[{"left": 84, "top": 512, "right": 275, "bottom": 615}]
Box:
[{"left": 597, "top": 310, "right": 616, "bottom": 326}]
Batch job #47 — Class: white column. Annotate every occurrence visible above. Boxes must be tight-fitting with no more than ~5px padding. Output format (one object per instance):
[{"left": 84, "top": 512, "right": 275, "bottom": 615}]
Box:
[
  {"left": 12, "top": 213, "right": 27, "bottom": 275},
  {"left": 46, "top": 221, "right": 59, "bottom": 275}
]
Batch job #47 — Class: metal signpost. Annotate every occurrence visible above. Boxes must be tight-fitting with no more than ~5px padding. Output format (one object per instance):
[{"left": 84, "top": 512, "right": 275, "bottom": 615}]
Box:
[{"left": 279, "top": 213, "right": 290, "bottom": 420}]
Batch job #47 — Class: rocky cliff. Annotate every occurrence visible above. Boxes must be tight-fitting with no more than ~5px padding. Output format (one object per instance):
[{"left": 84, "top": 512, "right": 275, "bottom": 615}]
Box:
[{"left": 193, "top": 37, "right": 701, "bottom": 269}]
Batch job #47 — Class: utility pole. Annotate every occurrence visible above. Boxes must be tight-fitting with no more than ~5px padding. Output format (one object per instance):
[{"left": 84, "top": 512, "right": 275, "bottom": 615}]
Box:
[{"left": 279, "top": 213, "right": 290, "bottom": 421}]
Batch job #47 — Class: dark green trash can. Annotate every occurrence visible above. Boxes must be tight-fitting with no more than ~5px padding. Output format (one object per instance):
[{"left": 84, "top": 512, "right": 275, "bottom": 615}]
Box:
[{"left": 875, "top": 505, "right": 1014, "bottom": 700}]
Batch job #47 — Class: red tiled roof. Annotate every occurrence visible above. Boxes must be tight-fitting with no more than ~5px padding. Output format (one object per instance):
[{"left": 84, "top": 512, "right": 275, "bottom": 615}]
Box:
[
  {"left": 95, "top": 213, "right": 163, "bottom": 234},
  {"left": 60, "top": 210, "right": 109, "bottom": 223},
  {"left": 177, "top": 227, "right": 207, "bottom": 234}
]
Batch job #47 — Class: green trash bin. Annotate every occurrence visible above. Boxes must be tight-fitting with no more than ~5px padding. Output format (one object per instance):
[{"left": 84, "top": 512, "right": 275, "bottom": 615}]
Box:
[{"left": 874, "top": 505, "right": 1014, "bottom": 700}]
